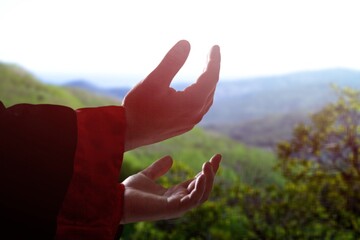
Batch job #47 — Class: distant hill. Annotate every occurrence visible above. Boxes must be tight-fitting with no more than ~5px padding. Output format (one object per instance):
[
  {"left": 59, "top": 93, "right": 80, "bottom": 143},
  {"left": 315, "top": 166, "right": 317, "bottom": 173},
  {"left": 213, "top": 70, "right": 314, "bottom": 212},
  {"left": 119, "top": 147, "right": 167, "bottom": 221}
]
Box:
[
  {"left": 203, "top": 68, "right": 360, "bottom": 147},
  {"left": 63, "top": 80, "right": 130, "bottom": 100},
  {"left": 204, "top": 68, "right": 360, "bottom": 125},
  {"left": 0, "top": 62, "right": 121, "bottom": 108}
]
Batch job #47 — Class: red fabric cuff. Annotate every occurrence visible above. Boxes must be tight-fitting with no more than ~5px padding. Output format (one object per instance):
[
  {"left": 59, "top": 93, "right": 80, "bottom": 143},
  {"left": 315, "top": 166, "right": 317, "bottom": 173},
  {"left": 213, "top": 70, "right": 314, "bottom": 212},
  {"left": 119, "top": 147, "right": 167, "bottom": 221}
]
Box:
[{"left": 56, "top": 106, "right": 126, "bottom": 240}]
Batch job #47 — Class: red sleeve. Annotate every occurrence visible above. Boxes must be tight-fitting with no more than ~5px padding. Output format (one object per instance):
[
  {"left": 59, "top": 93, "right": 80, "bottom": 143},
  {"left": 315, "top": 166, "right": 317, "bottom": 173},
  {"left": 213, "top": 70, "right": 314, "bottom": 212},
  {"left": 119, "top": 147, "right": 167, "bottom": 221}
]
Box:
[
  {"left": 56, "top": 106, "right": 126, "bottom": 240},
  {"left": 0, "top": 102, "right": 77, "bottom": 239}
]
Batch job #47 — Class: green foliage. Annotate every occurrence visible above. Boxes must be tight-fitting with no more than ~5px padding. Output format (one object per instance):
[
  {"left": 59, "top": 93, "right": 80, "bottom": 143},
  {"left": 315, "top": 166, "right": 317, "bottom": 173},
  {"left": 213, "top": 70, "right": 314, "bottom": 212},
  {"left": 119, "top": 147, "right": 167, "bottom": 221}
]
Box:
[
  {"left": 238, "top": 86, "right": 360, "bottom": 239},
  {"left": 0, "top": 62, "right": 121, "bottom": 108}
]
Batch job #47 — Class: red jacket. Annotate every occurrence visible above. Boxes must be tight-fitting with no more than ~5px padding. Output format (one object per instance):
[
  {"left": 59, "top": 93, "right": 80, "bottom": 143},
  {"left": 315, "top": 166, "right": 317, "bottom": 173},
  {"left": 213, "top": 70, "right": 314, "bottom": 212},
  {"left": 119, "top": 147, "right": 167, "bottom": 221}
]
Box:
[{"left": 0, "top": 102, "right": 126, "bottom": 239}]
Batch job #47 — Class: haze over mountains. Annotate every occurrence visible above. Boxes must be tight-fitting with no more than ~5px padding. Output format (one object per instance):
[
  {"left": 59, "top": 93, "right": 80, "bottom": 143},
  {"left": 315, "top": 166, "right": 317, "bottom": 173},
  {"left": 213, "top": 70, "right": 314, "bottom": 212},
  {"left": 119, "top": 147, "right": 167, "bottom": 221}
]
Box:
[
  {"left": 63, "top": 68, "right": 360, "bottom": 148},
  {"left": 63, "top": 80, "right": 130, "bottom": 99}
]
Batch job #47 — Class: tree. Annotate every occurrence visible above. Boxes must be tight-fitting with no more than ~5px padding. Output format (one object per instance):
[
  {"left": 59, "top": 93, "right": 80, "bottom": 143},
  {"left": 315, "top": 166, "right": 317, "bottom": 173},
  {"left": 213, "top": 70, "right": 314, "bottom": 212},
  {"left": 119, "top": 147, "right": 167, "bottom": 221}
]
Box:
[{"left": 241, "top": 87, "right": 360, "bottom": 239}]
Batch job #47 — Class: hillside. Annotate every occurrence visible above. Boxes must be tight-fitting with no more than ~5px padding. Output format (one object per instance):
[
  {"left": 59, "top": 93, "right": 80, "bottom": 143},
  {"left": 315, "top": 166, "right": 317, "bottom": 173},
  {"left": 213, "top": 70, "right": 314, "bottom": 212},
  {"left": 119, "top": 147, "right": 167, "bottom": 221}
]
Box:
[
  {"left": 203, "top": 68, "right": 360, "bottom": 147},
  {"left": 0, "top": 62, "right": 121, "bottom": 108},
  {"left": 123, "top": 128, "right": 282, "bottom": 187},
  {"left": 207, "top": 112, "right": 310, "bottom": 149},
  {"left": 63, "top": 80, "right": 130, "bottom": 100},
  {"left": 204, "top": 68, "right": 360, "bottom": 125},
  {"left": 0, "top": 61, "right": 280, "bottom": 187}
]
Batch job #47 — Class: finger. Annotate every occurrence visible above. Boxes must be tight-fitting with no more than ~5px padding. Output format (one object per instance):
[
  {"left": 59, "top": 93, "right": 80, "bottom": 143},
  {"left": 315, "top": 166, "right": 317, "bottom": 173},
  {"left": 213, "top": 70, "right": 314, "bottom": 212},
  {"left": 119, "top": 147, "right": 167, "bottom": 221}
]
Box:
[
  {"left": 144, "top": 40, "right": 191, "bottom": 87},
  {"left": 186, "top": 154, "right": 220, "bottom": 192},
  {"left": 183, "top": 45, "right": 221, "bottom": 101},
  {"left": 181, "top": 174, "right": 206, "bottom": 209},
  {"left": 187, "top": 171, "right": 203, "bottom": 192},
  {"left": 199, "top": 154, "right": 222, "bottom": 203},
  {"left": 209, "top": 154, "right": 222, "bottom": 173},
  {"left": 177, "top": 179, "right": 194, "bottom": 194},
  {"left": 199, "top": 162, "right": 214, "bottom": 203},
  {"left": 141, "top": 156, "right": 173, "bottom": 180},
  {"left": 180, "top": 179, "right": 194, "bottom": 188},
  {"left": 187, "top": 178, "right": 197, "bottom": 192}
]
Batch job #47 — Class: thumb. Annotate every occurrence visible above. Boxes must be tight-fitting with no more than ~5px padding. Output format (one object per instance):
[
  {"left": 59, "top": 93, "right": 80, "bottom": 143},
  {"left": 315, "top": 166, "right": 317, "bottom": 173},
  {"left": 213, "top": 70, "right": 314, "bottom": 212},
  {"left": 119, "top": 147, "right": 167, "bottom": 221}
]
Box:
[{"left": 141, "top": 156, "right": 173, "bottom": 180}]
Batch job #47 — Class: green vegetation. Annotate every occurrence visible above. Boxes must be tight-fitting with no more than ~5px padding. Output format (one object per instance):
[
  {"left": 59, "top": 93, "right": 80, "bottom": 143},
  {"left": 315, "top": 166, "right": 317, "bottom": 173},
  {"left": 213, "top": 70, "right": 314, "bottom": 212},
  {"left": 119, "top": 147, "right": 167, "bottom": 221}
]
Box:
[
  {"left": 271, "top": 87, "right": 360, "bottom": 238},
  {"left": 122, "top": 128, "right": 281, "bottom": 187},
  {"left": 0, "top": 62, "right": 121, "bottom": 108}
]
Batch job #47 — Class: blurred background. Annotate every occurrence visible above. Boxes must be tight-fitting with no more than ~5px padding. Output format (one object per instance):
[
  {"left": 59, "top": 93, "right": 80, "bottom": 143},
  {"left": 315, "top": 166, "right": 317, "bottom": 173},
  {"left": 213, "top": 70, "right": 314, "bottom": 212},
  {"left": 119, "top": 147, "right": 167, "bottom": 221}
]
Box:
[{"left": 1, "top": 0, "right": 360, "bottom": 239}]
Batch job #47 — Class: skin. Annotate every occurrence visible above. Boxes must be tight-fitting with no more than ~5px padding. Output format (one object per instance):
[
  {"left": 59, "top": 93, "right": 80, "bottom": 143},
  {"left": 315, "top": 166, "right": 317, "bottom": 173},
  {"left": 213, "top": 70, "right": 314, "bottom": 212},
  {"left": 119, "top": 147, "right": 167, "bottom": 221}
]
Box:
[
  {"left": 120, "top": 40, "right": 222, "bottom": 223},
  {"left": 121, "top": 154, "right": 222, "bottom": 224},
  {"left": 123, "top": 40, "right": 221, "bottom": 151}
]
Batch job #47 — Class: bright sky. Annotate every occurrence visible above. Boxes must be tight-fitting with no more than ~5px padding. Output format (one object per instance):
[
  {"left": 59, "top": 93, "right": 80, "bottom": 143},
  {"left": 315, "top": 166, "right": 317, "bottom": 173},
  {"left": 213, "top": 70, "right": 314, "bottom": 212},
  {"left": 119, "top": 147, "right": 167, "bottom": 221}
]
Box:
[{"left": 0, "top": 0, "right": 360, "bottom": 87}]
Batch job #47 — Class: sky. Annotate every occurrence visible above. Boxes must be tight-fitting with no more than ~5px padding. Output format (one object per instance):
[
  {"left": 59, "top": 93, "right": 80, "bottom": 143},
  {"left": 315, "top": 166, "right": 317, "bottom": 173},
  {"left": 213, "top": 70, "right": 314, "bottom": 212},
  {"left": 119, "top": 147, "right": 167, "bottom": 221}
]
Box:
[{"left": 0, "top": 0, "right": 360, "bottom": 87}]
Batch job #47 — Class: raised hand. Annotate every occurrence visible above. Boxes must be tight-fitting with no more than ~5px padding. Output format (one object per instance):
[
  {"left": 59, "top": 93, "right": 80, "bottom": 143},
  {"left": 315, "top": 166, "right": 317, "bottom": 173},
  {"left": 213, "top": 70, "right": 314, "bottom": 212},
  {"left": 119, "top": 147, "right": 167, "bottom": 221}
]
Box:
[
  {"left": 123, "top": 40, "right": 221, "bottom": 151},
  {"left": 120, "top": 154, "right": 222, "bottom": 224}
]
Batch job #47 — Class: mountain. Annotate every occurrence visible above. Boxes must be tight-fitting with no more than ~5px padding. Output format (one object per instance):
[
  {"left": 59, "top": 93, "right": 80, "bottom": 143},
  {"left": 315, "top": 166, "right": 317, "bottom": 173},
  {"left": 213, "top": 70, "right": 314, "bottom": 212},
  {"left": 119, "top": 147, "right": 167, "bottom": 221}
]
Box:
[
  {"left": 202, "top": 68, "right": 360, "bottom": 147},
  {"left": 63, "top": 80, "right": 130, "bottom": 100},
  {"left": 204, "top": 68, "right": 360, "bottom": 125}
]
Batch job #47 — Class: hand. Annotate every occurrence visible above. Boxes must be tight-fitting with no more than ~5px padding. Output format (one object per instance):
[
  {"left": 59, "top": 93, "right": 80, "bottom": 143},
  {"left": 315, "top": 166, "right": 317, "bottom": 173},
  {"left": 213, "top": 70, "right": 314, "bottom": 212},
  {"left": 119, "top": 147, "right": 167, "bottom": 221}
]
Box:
[
  {"left": 120, "top": 154, "right": 222, "bottom": 224},
  {"left": 123, "top": 40, "right": 221, "bottom": 151}
]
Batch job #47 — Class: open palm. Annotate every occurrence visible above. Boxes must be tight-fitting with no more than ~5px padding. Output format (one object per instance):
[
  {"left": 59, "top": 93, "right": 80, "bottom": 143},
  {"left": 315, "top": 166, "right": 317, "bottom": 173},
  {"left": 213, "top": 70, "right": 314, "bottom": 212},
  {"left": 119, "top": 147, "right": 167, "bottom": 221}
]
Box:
[{"left": 120, "top": 154, "right": 221, "bottom": 224}]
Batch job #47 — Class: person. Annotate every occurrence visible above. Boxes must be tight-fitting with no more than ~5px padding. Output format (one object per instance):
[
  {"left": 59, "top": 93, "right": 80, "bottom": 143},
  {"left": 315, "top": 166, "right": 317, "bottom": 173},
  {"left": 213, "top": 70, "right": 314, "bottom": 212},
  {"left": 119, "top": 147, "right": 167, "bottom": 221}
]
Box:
[{"left": 0, "top": 40, "right": 221, "bottom": 239}]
